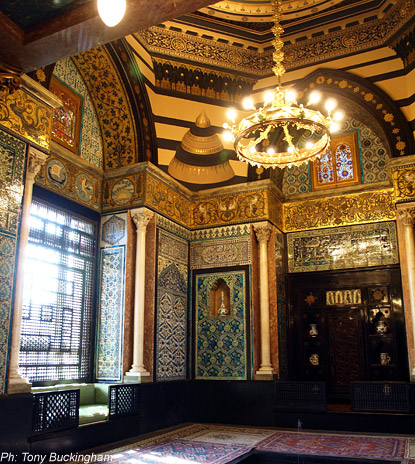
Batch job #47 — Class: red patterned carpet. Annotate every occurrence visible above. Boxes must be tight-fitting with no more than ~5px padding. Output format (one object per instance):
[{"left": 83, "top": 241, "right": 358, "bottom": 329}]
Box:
[
  {"left": 74, "top": 424, "right": 414, "bottom": 463},
  {"left": 256, "top": 431, "right": 407, "bottom": 461},
  {"left": 110, "top": 439, "right": 251, "bottom": 464}
]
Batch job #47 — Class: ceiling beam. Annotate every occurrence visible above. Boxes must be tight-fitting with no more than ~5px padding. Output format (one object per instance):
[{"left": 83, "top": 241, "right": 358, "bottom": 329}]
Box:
[{"left": 0, "top": 0, "right": 217, "bottom": 73}]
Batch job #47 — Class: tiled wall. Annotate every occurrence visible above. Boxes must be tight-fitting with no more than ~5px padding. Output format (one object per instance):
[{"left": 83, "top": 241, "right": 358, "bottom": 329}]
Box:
[
  {"left": 287, "top": 221, "right": 398, "bottom": 273},
  {"left": 155, "top": 227, "right": 189, "bottom": 381},
  {"left": 95, "top": 213, "right": 127, "bottom": 381},
  {"left": 0, "top": 129, "right": 26, "bottom": 392}
]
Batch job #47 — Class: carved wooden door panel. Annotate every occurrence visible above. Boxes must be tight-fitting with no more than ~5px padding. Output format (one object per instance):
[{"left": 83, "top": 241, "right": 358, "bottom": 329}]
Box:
[{"left": 327, "top": 309, "right": 365, "bottom": 396}]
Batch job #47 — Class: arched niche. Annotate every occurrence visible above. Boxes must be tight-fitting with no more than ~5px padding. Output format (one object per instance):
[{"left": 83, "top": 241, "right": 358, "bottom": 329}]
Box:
[{"left": 210, "top": 278, "right": 231, "bottom": 317}]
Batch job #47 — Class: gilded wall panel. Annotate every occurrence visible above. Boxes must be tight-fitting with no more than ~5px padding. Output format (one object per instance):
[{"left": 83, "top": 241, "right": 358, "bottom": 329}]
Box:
[
  {"left": 284, "top": 189, "right": 395, "bottom": 232},
  {"left": 35, "top": 154, "right": 101, "bottom": 211},
  {"left": 190, "top": 236, "right": 251, "bottom": 270},
  {"left": 145, "top": 173, "right": 190, "bottom": 226},
  {"left": 287, "top": 221, "right": 398, "bottom": 273},
  {"left": 0, "top": 89, "right": 52, "bottom": 149},
  {"left": 191, "top": 190, "right": 267, "bottom": 228},
  {"left": 392, "top": 164, "right": 415, "bottom": 202}
]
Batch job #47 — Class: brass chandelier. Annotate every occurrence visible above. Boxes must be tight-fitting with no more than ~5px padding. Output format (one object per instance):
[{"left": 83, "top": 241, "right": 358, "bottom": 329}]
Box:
[{"left": 223, "top": 0, "right": 343, "bottom": 169}]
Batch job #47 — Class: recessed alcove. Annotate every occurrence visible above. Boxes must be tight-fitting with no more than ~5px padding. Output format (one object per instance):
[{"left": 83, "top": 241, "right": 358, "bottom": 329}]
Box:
[{"left": 210, "top": 278, "right": 230, "bottom": 317}]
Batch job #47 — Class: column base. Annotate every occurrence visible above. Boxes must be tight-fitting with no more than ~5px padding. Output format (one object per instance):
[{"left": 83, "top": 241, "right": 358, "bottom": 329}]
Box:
[
  {"left": 124, "top": 370, "right": 152, "bottom": 383},
  {"left": 254, "top": 367, "right": 276, "bottom": 380},
  {"left": 7, "top": 374, "right": 32, "bottom": 394}
]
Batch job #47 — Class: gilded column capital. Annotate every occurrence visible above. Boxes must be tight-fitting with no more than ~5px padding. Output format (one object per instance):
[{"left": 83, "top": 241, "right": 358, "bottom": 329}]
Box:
[
  {"left": 253, "top": 222, "right": 272, "bottom": 243},
  {"left": 130, "top": 208, "right": 154, "bottom": 231},
  {"left": 397, "top": 204, "right": 415, "bottom": 227},
  {"left": 27, "top": 147, "right": 48, "bottom": 181}
]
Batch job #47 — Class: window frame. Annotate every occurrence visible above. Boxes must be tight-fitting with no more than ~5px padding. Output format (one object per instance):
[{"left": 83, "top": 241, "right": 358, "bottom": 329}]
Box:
[
  {"left": 311, "top": 130, "right": 361, "bottom": 191},
  {"left": 19, "top": 193, "right": 99, "bottom": 386}
]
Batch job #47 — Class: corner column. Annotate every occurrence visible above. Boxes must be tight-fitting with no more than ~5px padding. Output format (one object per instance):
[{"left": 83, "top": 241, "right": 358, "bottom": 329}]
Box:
[
  {"left": 396, "top": 204, "right": 415, "bottom": 378},
  {"left": 7, "top": 147, "right": 48, "bottom": 394},
  {"left": 253, "top": 222, "right": 275, "bottom": 379},
  {"left": 124, "top": 207, "right": 154, "bottom": 382}
]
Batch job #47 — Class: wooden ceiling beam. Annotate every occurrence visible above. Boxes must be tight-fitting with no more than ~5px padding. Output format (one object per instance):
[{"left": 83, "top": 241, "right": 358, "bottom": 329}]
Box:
[{"left": 0, "top": 0, "right": 217, "bottom": 73}]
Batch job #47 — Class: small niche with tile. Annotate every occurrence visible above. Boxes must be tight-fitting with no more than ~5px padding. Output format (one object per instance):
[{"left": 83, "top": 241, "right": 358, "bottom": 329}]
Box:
[{"left": 210, "top": 278, "right": 230, "bottom": 316}]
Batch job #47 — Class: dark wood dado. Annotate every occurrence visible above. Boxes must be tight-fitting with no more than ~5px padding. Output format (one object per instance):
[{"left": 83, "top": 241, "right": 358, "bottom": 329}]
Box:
[{"left": 288, "top": 267, "right": 409, "bottom": 402}]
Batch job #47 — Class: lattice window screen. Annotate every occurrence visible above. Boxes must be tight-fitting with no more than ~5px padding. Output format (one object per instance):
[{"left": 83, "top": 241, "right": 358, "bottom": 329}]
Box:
[{"left": 19, "top": 200, "right": 96, "bottom": 382}]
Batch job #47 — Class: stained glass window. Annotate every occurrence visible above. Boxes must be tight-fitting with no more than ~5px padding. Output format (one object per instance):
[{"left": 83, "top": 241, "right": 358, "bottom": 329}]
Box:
[
  {"left": 312, "top": 131, "right": 360, "bottom": 190},
  {"left": 317, "top": 150, "right": 334, "bottom": 184},
  {"left": 50, "top": 77, "right": 83, "bottom": 154},
  {"left": 335, "top": 144, "right": 354, "bottom": 182}
]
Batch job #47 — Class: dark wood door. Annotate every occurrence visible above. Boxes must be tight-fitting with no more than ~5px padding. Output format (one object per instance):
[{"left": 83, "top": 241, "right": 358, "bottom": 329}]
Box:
[{"left": 327, "top": 309, "right": 365, "bottom": 396}]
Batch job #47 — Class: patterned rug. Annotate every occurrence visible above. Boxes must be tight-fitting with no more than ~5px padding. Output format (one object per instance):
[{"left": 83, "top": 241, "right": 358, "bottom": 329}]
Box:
[
  {"left": 182, "top": 425, "right": 275, "bottom": 446},
  {"left": 256, "top": 431, "right": 408, "bottom": 461},
  {"left": 110, "top": 439, "right": 251, "bottom": 464}
]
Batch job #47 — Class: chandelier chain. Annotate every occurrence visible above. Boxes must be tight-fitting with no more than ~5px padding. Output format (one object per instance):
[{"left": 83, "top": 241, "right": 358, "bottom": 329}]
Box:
[{"left": 271, "top": 0, "right": 285, "bottom": 79}]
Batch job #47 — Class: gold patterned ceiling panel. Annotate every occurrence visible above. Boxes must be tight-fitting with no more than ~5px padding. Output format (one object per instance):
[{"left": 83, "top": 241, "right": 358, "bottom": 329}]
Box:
[
  {"left": 200, "top": 0, "right": 345, "bottom": 22},
  {"left": 72, "top": 46, "right": 137, "bottom": 170}
]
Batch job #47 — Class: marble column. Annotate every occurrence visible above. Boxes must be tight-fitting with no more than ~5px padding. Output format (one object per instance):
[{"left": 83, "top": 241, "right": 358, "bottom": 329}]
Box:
[
  {"left": 397, "top": 204, "right": 415, "bottom": 377},
  {"left": 7, "top": 147, "right": 48, "bottom": 394},
  {"left": 253, "top": 222, "right": 275, "bottom": 378},
  {"left": 124, "top": 207, "right": 154, "bottom": 382}
]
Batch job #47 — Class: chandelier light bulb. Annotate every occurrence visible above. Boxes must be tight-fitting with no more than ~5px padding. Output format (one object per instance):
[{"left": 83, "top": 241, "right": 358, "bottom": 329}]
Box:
[
  {"left": 305, "top": 141, "right": 313, "bottom": 149},
  {"left": 285, "top": 90, "right": 297, "bottom": 103},
  {"left": 330, "top": 122, "right": 340, "bottom": 133},
  {"left": 308, "top": 91, "right": 321, "bottom": 105},
  {"left": 242, "top": 97, "right": 255, "bottom": 110},
  {"left": 264, "top": 91, "right": 274, "bottom": 104},
  {"left": 97, "top": 0, "right": 126, "bottom": 27},
  {"left": 287, "top": 146, "right": 294, "bottom": 153},
  {"left": 227, "top": 109, "right": 237, "bottom": 121},
  {"left": 223, "top": 122, "right": 229, "bottom": 129},
  {"left": 222, "top": 130, "right": 234, "bottom": 142},
  {"left": 325, "top": 99, "right": 337, "bottom": 112},
  {"left": 249, "top": 146, "right": 257, "bottom": 154},
  {"left": 333, "top": 111, "right": 344, "bottom": 121},
  {"left": 267, "top": 148, "right": 275, "bottom": 155}
]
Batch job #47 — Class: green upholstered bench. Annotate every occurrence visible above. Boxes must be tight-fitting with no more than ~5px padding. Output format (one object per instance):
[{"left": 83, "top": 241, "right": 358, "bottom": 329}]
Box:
[{"left": 32, "top": 383, "right": 111, "bottom": 425}]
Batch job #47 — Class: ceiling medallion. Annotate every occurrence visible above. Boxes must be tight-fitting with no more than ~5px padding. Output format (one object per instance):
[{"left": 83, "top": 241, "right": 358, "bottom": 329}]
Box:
[{"left": 222, "top": 0, "right": 344, "bottom": 169}]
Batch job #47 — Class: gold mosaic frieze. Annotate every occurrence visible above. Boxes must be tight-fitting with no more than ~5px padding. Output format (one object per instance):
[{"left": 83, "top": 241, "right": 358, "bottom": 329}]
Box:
[
  {"left": 392, "top": 164, "right": 415, "bottom": 202},
  {"left": 102, "top": 173, "right": 144, "bottom": 211},
  {"left": 137, "top": 28, "right": 272, "bottom": 75},
  {"left": 191, "top": 190, "right": 268, "bottom": 228},
  {"left": 284, "top": 189, "right": 395, "bottom": 232},
  {"left": 284, "top": 0, "right": 414, "bottom": 69},
  {"left": 145, "top": 172, "right": 191, "bottom": 227},
  {"left": 0, "top": 89, "right": 52, "bottom": 149},
  {"left": 35, "top": 154, "right": 102, "bottom": 211}
]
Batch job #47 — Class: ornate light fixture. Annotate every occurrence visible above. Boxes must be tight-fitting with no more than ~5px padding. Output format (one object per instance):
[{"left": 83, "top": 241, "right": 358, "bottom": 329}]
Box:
[
  {"left": 97, "top": 0, "right": 126, "bottom": 27},
  {"left": 223, "top": 0, "right": 343, "bottom": 169}
]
